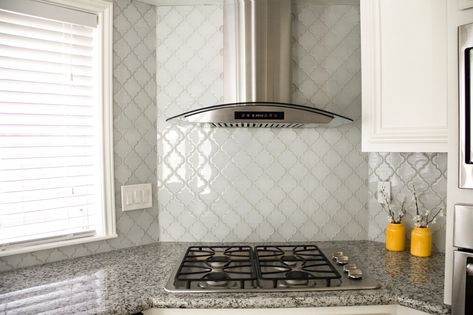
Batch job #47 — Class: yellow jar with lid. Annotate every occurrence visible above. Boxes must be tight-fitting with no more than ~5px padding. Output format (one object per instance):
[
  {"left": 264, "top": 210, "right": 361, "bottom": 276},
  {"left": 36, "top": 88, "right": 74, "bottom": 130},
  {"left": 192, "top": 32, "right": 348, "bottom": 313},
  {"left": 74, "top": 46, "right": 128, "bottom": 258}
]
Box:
[
  {"left": 410, "top": 227, "right": 432, "bottom": 257},
  {"left": 385, "top": 223, "right": 406, "bottom": 252}
]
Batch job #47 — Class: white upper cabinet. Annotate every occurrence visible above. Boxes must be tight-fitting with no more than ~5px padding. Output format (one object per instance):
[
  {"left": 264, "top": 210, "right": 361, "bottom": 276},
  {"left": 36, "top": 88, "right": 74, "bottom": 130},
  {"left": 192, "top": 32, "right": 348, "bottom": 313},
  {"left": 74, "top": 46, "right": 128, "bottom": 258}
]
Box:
[{"left": 361, "top": 0, "right": 448, "bottom": 152}]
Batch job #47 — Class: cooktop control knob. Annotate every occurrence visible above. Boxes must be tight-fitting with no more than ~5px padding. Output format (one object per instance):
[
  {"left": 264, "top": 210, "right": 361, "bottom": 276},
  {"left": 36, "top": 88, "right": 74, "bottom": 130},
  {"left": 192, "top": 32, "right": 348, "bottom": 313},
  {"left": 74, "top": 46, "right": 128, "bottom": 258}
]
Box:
[
  {"left": 348, "top": 269, "right": 363, "bottom": 279},
  {"left": 332, "top": 251, "right": 349, "bottom": 265},
  {"left": 332, "top": 251, "right": 344, "bottom": 260},
  {"left": 343, "top": 263, "right": 357, "bottom": 273},
  {"left": 336, "top": 255, "right": 349, "bottom": 265}
]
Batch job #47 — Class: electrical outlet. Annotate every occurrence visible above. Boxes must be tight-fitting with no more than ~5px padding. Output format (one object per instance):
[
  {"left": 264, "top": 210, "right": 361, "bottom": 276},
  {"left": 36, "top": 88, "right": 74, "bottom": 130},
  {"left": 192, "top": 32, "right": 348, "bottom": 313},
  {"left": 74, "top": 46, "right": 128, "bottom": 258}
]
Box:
[
  {"left": 121, "top": 183, "right": 152, "bottom": 211},
  {"left": 377, "top": 181, "right": 391, "bottom": 204}
]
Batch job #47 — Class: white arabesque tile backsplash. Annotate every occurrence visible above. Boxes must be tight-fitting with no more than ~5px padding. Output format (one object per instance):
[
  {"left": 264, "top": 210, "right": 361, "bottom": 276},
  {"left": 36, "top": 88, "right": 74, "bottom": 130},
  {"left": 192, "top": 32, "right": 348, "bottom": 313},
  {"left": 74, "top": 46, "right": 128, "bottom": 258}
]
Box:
[{"left": 156, "top": 2, "right": 369, "bottom": 241}]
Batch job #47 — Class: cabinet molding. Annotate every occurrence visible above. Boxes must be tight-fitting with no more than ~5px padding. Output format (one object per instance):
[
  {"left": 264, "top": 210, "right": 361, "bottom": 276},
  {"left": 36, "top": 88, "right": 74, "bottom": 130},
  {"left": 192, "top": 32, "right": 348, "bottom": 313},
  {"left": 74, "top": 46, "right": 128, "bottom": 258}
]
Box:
[
  {"left": 361, "top": 0, "right": 448, "bottom": 152},
  {"left": 459, "top": 0, "right": 473, "bottom": 10}
]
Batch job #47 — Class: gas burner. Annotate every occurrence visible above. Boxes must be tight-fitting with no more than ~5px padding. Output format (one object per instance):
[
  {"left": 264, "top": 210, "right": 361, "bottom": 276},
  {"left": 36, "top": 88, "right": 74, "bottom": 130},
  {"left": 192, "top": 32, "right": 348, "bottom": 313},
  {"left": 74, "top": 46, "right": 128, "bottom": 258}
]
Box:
[
  {"left": 281, "top": 255, "right": 301, "bottom": 266},
  {"left": 260, "top": 265, "right": 291, "bottom": 272},
  {"left": 284, "top": 271, "right": 310, "bottom": 286},
  {"left": 207, "top": 255, "right": 231, "bottom": 269},
  {"left": 199, "top": 272, "right": 231, "bottom": 287},
  {"left": 255, "top": 245, "right": 342, "bottom": 288},
  {"left": 187, "top": 249, "right": 214, "bottom": 259},
  {"left": 166, "top": 244, "right": 380, "bottom": 292},
  {"left": 225, "top": 248, "right": 252, "bottom": 258},
  {"left": 173, "top": 246, "right": 256, "bottom": 290}
]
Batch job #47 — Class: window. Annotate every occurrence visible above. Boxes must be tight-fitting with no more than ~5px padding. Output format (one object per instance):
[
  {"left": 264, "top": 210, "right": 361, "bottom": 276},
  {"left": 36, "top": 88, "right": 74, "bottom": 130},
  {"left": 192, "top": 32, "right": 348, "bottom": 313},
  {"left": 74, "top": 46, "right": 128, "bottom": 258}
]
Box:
[{"left": 0, "top": 0, "right": 115, "bottom": 256}]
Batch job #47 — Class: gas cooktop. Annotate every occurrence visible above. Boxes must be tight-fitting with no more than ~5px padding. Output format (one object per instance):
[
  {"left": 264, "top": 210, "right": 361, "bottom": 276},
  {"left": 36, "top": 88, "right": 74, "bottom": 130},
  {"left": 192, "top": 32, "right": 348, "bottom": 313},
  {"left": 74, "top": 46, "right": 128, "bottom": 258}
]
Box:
[{"left": 164, "top": 245, "right": 380, "bottom": 293}]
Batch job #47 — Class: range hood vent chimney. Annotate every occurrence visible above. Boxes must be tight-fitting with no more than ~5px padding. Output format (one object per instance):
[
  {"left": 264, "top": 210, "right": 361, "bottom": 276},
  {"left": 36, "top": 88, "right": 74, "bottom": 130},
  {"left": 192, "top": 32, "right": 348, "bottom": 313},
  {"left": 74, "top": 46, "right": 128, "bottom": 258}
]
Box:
[{"left": 166, "top": 0, "right": 353, "bottom": 128}]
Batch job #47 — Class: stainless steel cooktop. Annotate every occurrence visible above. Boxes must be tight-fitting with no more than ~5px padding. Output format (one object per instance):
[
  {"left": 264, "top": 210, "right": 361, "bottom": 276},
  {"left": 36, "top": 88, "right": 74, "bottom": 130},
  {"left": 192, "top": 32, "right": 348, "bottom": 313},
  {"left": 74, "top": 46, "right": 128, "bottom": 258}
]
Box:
[{"left": 164, "top": 245, "right": 380, "bottom": 293}]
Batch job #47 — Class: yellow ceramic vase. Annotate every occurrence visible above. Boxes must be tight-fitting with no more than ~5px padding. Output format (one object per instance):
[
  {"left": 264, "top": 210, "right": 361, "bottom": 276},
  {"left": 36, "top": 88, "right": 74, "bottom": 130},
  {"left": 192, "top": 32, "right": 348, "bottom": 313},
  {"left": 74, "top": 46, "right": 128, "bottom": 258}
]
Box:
[
  {"left": 385, "top": 223, "right": 406, "bottom": 252},
  {"left": 410, "top": 227, "right": 432, "bottom": 257}
]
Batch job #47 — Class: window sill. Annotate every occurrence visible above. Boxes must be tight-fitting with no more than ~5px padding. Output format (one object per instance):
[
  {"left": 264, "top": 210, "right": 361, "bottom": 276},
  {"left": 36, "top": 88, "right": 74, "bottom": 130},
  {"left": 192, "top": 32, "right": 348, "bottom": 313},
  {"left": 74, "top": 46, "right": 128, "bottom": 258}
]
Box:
[{"left": 0, "top": 234, "right": 118, "bottom": 257}]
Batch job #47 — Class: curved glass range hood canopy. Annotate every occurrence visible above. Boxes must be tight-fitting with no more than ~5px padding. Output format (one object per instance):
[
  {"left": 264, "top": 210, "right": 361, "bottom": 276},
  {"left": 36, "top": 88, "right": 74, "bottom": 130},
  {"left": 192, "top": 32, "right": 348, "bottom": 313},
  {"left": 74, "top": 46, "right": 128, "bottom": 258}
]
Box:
[
  {"left": 166, "top": 102, "right": 353, "bottom": 128},
  {"left": 166, "top": 0, "right": 353, "bottom": 128}
]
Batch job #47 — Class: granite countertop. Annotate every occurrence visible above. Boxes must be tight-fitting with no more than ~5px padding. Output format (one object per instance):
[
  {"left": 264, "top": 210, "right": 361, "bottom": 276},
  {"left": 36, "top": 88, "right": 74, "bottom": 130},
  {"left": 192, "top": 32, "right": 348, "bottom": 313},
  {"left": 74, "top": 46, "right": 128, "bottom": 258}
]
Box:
[{"left": 0, "top": 241, "right": 449, "bottom": 315}]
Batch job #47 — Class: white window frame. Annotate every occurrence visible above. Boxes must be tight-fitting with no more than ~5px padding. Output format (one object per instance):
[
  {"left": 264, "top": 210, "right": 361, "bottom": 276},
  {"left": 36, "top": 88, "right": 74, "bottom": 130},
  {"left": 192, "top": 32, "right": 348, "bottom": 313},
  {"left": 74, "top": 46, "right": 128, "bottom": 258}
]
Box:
[{"left": 0, "top": 0, "right": 116, "bottom": 256}]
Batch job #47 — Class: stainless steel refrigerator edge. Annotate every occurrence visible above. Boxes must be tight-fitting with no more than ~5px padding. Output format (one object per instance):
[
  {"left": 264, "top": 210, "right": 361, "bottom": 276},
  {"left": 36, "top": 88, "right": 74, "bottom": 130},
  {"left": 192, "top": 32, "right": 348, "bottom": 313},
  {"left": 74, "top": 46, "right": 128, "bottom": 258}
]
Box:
[
  {"left": 459, "top": 22, "right": 473, "bottom": 189},
  {"left": 452, "top": 22, "right": 473, "bottom": 315},
  {"left": 452, "top": 205, "right": 473, "bottom": 315}
]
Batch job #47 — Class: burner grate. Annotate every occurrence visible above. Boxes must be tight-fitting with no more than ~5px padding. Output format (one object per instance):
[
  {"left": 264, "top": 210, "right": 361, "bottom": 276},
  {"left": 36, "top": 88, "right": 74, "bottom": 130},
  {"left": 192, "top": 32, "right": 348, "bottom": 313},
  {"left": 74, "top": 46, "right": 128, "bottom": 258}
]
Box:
[
  {"left": 174, "top": 246, "right": 257, "bottom": 290},
  {"left": 255, "top": 245, "right": 342, "bottom": 288}
]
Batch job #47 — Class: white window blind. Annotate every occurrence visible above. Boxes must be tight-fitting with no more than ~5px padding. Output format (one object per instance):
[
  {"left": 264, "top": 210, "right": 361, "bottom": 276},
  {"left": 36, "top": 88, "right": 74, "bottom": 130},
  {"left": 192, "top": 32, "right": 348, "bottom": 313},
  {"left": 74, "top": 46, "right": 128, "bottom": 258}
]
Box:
[{"left": 0, "top": 3, "right": 104, "bottom": 248}]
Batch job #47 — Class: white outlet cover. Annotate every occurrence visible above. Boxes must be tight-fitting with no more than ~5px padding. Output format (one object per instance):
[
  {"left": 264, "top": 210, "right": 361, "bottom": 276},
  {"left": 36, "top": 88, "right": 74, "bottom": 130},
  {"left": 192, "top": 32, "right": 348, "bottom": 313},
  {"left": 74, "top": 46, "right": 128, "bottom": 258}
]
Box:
[
  {"left": 121, "top": 183, "right": 152, "bottom": 211},
  {"left": 377, "top": 181, "right": 391, "bottom": 204}
]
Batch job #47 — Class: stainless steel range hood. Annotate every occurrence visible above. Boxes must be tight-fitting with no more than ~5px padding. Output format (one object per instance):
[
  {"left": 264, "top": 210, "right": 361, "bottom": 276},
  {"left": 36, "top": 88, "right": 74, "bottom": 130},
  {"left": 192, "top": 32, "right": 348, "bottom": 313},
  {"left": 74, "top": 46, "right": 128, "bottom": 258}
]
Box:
[{"left": 166, "top": 0, "right": 353, "bottom": 128}]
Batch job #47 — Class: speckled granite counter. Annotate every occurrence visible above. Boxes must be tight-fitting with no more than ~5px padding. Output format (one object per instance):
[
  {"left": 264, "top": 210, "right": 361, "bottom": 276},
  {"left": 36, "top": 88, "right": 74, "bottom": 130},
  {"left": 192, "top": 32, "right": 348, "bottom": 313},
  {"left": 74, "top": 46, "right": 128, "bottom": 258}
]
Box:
[{"left": 0, "top": 241, "right": 449, "bottom": 315}]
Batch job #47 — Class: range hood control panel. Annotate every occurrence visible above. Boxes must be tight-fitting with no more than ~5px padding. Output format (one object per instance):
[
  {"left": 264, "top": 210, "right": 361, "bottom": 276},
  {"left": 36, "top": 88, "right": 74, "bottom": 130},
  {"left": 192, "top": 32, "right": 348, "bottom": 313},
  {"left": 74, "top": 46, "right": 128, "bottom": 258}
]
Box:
[{"left": 234, "top": 111, "right": 284, "bottom": 120}]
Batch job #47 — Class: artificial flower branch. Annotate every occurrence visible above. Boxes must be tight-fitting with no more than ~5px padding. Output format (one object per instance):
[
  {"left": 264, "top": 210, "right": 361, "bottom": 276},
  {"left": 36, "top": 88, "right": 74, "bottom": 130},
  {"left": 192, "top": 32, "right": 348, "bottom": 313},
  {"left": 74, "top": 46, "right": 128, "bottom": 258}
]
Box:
[
  {"left": 380, "top": 188, "right": 406, "bottom": 224},
  {"left": 411, "top": 185, "right": 445, "bottom": 228}
]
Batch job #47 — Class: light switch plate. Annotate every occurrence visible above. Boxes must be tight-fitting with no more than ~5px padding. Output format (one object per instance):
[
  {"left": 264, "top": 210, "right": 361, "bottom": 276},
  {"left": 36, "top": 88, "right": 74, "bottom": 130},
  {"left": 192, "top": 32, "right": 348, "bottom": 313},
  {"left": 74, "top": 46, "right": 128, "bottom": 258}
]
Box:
[
  {"left": 377, "top": 181, "right": 391, "bottom": 204},
  {"left": 121, "top": 183, "right": 152, "bottom": 211}
]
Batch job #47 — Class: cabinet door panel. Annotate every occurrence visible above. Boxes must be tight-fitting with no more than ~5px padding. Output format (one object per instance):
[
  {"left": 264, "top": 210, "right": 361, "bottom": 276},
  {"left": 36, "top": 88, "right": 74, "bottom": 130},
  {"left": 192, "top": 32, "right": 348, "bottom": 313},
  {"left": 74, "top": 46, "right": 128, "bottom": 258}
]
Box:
[{"left": 361, "top": 0, "right": 448, "bottom": 152}]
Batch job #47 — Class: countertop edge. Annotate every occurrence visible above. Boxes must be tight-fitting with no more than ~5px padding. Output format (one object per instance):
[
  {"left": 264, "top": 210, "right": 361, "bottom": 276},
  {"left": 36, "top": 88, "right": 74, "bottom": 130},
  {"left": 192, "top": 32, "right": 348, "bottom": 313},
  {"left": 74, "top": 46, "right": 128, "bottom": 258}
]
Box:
[{"left": 137, "top": 292, "right": 450, "bottom": 315}]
